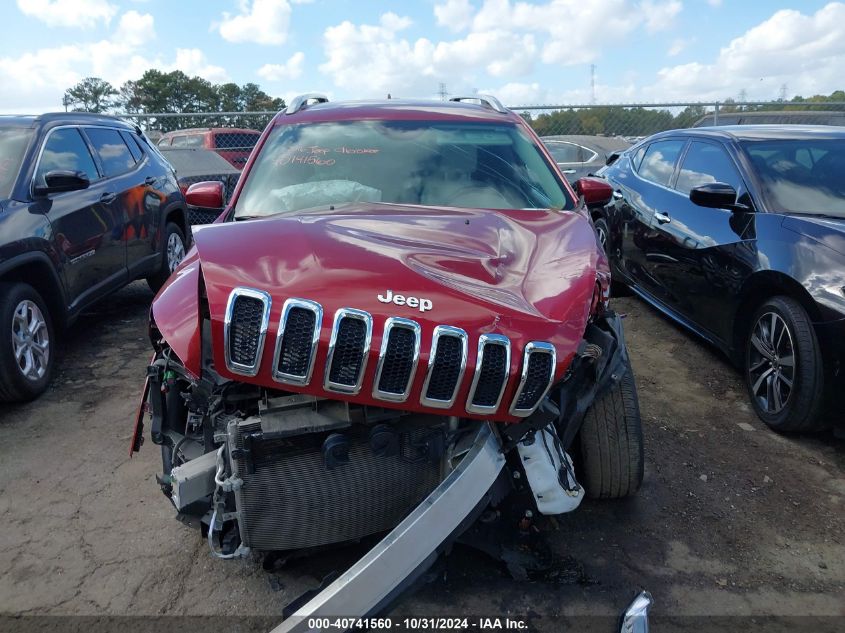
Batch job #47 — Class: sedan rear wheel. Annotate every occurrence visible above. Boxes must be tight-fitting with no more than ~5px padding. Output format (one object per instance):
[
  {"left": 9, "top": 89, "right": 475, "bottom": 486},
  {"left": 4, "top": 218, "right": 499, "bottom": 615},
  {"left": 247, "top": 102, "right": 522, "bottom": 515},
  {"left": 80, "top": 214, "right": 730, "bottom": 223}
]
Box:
[{"left": 744, "top": 296, "right": 825, "bottom": 432}]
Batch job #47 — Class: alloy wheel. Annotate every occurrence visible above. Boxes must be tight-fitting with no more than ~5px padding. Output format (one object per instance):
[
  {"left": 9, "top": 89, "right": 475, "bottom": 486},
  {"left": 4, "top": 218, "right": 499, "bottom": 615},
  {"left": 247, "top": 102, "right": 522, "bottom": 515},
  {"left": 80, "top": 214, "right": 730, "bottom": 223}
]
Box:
[
  {"left": 747, "top": 311, "right": 795, "bottom": 414},
  {"left": 11, "top": 300, "right": 50, "bottom": 382},
  {"left": 596, "top": 224, "right": 608, "bottom": 251},
  {"left": 167, "top": 232, "right": 186, "bottom": 273}
]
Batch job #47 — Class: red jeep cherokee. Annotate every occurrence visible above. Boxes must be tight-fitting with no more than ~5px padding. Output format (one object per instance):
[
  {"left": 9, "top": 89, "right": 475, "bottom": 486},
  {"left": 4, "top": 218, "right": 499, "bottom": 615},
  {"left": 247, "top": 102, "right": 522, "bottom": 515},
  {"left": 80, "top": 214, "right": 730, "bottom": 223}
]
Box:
[{"left": 132, "top": 95, "right": 643, "bottom": 566}]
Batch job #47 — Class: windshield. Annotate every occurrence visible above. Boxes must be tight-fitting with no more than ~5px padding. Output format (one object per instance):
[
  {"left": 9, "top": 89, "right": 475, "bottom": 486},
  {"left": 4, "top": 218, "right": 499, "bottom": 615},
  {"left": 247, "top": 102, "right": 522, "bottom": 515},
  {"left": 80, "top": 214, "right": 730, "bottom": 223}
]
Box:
[
  {"left": 0, "top": 128, "right": 33, "bottom": 199},
  {"left": 741, "top": 138, "right": 845, "bottom": 218},
  {"left": 234, "top": 120, "right": 571, "bottom": 218}
]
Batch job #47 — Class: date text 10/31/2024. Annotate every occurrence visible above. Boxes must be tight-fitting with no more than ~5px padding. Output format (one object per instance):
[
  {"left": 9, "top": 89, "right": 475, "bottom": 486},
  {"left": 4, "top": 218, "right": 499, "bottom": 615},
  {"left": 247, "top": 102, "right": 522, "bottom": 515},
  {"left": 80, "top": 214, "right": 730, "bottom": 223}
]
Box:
[{"left": 306, "top": 618, "right": 529, "bottom": 630}]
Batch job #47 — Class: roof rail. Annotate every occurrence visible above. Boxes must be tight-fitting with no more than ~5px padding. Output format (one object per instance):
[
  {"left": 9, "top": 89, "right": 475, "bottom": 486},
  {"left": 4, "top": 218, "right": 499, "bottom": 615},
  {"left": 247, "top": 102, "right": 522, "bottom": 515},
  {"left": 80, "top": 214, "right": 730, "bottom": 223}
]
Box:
[
  {"left": 286, "top": 93, "right": 330, "bottom": 115},
  {"left": 448, "top": 95, "right": 508, "bottom": 114}
]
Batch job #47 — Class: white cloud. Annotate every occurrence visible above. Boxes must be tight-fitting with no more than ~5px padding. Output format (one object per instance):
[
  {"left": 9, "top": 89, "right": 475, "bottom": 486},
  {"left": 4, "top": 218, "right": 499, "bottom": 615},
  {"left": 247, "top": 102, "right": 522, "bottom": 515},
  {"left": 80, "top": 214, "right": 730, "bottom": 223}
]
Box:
[
  {"left": 707, "top": 0, "right": 722, "bottom": 7},
  {"left": 648, "top": 3, "right": 845, "bottom": 100},
  {"left": 482, "top": 82, "right": 547, "bottom": 106},
  {"left": 113, "top": 10, "right": 154, "bottom": 48},
  {"left": 667, "top": 37, "right": 689, "bottom": 57},
  {"left": 257, "top": 51, "right": 305, "bottom": 81},
  {"left": 468, "top": 0, "right": 680, "bottom": 66},
  {"left": 170, "top": 49, "right": 229, "bottom": 84},
  {"left": 320, "top": 15, "right": 436, "bottom": 95},
  {"left": 641, "top": 0, "right": 682, "bottom": 33},
  {"left": 16, "top": 0, "right": 117, "bottom": 29},
  {"left": 320, "top": 11, "right": 540, "bottom": 96},
  {"left": 0, "top": 11, "right": 229, "bottom": 113},
  {"left": 217, "top": 0, "right": 292, "bottom": 46},
  {"left": 434, "top": 0, "right": 474, "bottom": 32}
]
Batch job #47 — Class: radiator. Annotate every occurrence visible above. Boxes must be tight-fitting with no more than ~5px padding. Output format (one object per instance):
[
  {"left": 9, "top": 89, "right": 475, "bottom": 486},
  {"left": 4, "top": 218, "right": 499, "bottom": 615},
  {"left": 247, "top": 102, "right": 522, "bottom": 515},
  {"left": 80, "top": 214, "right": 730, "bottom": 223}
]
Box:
[{"left": 228, "top": 417, "right": 443, "bottom": 551}]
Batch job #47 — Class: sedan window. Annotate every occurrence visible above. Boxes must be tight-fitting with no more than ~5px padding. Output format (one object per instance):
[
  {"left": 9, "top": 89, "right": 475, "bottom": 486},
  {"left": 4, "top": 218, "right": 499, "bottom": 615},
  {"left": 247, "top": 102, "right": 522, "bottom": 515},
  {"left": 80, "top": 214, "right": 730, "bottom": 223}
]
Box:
[
  {"left": 35, "top": 128, "right": 99, "bottom": 186},
  {"left": 637, "top": 140, "right": 685, "bottom": 187},
  {"left": 742, "top": 138, "right": 845, "bottom": 217},
  {"left": 675, "top": 141, "right": 742, "bottom": 195},
  {"left": 546, "top": 142, "right": 593, "bottom": 164}
]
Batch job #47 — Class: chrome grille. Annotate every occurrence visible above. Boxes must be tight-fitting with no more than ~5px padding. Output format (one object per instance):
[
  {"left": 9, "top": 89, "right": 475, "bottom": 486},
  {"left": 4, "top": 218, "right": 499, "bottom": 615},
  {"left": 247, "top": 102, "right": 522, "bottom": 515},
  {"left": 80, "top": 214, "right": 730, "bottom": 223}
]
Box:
[
  {"left": 373, "top": 317, "right": 421, "bottom": 402},
  {"left": 421, "top": 326, "right": 468, "bottom": 408},
  {"left": 324, "top": 308, "right": 373, "bottom": 394},
  {"left": 221, "top": 288, "right": 558, "bottom": 416},
  {"left": 273, "top": 298, "right": 322, "bottom": 386},
  {"left": 224, "top": 288, "right": 271, "bottom": 376},
  {"left": 466, "top": 334, "right": 511, "bottom": 413},
  {"left": 510, "top": 342, "right": 556, "bottom": 416}
]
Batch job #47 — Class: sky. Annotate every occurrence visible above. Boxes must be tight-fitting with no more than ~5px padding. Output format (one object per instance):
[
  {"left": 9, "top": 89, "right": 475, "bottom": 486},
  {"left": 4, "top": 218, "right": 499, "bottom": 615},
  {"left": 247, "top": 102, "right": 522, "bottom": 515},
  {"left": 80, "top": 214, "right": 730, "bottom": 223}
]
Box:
[{"left": 1, "top": 0, "right": 844, "bottom": 113}]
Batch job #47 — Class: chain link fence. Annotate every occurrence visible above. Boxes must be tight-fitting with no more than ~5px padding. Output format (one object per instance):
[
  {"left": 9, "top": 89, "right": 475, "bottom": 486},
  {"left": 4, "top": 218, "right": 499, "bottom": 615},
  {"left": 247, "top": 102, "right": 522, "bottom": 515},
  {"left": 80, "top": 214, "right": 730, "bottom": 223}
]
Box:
[
  {"left": 119, "top": 100, "right": 845, "bottom": 160},
  {"left": 117, "top": 101, "right": 845, "bottom": 217}
]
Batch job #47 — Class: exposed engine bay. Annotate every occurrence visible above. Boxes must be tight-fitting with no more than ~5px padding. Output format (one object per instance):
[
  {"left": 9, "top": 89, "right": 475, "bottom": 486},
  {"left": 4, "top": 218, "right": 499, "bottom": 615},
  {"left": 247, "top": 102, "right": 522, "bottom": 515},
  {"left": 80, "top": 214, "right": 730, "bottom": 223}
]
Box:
[{"left": 135, "top": 307, "right": 631, "bottom": 560}]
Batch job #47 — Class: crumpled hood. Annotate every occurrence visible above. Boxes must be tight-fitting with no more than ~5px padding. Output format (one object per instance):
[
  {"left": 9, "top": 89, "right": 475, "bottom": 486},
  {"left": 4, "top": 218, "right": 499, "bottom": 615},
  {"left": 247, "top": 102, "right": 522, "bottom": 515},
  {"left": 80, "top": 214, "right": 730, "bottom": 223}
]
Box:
[{"left": 157, "top": 203, "right": 605, "bottom": 421}]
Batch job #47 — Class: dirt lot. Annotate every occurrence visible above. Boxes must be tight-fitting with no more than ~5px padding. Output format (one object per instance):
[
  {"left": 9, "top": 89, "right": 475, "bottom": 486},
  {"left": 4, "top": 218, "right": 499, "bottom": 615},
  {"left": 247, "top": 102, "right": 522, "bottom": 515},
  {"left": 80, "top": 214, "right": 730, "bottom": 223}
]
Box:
[{"left": 1, "top": 282, "right": 843, "bottom": 631}]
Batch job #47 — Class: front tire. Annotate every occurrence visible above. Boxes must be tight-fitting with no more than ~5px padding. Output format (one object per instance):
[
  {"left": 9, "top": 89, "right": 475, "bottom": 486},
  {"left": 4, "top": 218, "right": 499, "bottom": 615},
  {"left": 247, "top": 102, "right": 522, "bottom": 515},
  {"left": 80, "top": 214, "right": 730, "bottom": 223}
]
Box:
[
  {"left": 147, "top": 221, "right": 187, "bottom": 293},
  {"left": 593, "top": 216, "right": 609, "bottom": 253},
  {"left": 0, "top": 282, "right": 56, "bottom": 402},
  {"left": 578, "top": 361, "right": 644, "bottom": 499},
  {"left": 744, "top": 296, "right": 825, "bottom": 432}
]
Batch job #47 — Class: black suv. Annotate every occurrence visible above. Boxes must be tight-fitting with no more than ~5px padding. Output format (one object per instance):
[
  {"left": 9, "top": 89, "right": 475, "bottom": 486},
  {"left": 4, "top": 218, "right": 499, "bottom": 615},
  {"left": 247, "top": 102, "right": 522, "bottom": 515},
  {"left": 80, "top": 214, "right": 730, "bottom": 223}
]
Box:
[{"left": 0, "top": 113, "right": 190, "bottom": 402}]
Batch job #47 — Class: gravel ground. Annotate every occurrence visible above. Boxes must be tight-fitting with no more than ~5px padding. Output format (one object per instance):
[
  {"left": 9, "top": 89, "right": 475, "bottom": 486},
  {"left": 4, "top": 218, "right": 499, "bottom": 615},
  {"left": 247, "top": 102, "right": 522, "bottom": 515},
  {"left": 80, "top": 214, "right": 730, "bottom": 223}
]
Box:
[{"left": 0, "top": 282, "right": 843, "bottom": 631}]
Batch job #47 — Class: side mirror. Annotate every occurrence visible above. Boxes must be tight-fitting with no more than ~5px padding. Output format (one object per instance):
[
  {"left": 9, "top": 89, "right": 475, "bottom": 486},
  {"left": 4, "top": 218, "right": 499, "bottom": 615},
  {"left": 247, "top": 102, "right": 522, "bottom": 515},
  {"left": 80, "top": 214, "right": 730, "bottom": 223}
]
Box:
[
  {"left": 605, "top": 151, "right": 621, "bottom": 166},
  {"left": 574, "top": 177, "right": 613, "bottom": 206},
  {"left": 689, "top": 182, "right": 750, "bottom": 212},
  {"left": 34, "top": 170, "right": 90, "bottom": 196},
  {"left": 185, "top": 181, "right": 224, "bottom": 209}
]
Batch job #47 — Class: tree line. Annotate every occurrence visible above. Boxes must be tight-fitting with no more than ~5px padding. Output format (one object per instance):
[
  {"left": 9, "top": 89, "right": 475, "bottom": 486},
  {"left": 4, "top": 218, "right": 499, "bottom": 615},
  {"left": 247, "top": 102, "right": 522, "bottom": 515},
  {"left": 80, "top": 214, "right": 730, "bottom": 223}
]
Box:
[
  {"left": 522, "top": 91, "right": 845, "bottom": 137},
  {"left": 63, "top": 72, "right": 285, "bottom": 131},
  {"left": 65, "top": 74, "right": 845, "bottom": 137}
]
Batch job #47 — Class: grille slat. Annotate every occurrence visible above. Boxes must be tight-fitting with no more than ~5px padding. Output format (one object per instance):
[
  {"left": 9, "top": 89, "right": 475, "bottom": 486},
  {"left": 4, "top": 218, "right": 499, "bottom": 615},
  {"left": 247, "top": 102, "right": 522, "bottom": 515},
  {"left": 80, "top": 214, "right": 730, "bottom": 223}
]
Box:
[
  {"left": 466, "top": 334, "right": 510, "bottom": 413},
  {"left": 510, "top": 342, "right": 556, "bottom": 416},
  {"left": 374, "top": 318, "right": 421, "bottom": 401},
  {"left": 324, "top": 309, "right": 373, "bottom": 394},
  {"left": 224, "top": 288, "right": 271, "bottom": 376},
  {"left": 273, "top": 299, "right": 322, "bottom": 386},
  {"left": 421, "top": 326, "right": 468, "bottom": 407}
]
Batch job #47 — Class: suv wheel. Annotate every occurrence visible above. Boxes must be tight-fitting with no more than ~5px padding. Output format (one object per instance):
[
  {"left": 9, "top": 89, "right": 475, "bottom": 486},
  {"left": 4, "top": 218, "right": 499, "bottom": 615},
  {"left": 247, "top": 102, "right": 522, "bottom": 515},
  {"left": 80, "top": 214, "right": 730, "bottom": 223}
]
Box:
[
  {"left": 147, "top": 221, "right": 187, "bottom": 293},
  {"left": 578, "top": 360, "right": 644, "bottom": 498},
  {"left": 745, "top": 296, "right": 825, "bottom": 432},
  {"left": 0, "top": 282, "right": 55, "bottom": 402}
]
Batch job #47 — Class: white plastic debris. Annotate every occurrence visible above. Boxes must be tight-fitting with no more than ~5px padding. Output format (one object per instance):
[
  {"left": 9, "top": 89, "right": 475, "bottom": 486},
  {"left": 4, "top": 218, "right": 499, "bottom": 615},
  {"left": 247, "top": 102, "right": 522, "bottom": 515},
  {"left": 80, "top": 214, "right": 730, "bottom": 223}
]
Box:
[{"left": 517, "top": 427, "right": 584, "bottom": 515}]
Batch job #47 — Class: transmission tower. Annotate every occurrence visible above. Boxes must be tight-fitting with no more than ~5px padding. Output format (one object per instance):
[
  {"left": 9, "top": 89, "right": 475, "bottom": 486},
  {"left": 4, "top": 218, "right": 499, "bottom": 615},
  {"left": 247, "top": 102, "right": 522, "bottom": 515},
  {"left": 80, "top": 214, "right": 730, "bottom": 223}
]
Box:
[
  {"left": 590, "top": 64, "right": 596, "bottom": 104},
  {"left": 438, "top": 83, "right": 449, "bottom": 101}
]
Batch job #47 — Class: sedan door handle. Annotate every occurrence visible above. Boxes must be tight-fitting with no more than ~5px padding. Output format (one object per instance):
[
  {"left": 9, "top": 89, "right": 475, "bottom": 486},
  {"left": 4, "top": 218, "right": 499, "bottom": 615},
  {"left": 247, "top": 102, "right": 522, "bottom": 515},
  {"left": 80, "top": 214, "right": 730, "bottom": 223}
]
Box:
[
  {"left": 654, "top": 211, "right": 671, "bottom": 224},
  {"left": 100, "top": 192, "right": 117, "bottom": 204},
  {"left": 561, "top": 169, "right": 576, "bottom": 175},
  {"left": 612, "top": 190, "right": 623, "bottom": 200},
  {"left": 144, "top": 176, "right": 157, "bottom": 186}
]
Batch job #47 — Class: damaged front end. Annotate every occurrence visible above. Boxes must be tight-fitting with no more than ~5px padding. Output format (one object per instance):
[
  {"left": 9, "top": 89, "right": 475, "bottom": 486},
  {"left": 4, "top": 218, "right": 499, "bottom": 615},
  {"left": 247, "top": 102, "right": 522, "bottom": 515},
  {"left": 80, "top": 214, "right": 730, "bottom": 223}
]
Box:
[
  {"left": 130, "top": 205, "right": 643, "bottom": 622},
  {"left": 133, "top": 284, "right": 631, "bottom": 557}
]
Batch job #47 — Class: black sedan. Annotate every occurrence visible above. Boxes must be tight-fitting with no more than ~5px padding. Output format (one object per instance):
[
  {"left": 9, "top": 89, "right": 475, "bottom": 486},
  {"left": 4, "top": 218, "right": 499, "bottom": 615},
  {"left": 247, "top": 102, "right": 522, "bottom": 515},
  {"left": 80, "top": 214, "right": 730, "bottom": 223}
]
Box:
[{"left": 596, "top": 125, "right": 845, "bottom": 432}]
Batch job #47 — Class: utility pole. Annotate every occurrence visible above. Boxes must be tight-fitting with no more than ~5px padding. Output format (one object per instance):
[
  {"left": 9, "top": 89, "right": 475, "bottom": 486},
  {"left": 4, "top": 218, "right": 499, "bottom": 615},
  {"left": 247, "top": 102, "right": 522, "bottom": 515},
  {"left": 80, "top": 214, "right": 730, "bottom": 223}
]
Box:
[
  {"left": 438, "top": 83, "right": 448, "bottom": 101},
  {"left": 779, "top": 83, "right": 788, "bottom": 101},
  {"left": 590, "top": 64, "right": 596, "bottom": 104}
]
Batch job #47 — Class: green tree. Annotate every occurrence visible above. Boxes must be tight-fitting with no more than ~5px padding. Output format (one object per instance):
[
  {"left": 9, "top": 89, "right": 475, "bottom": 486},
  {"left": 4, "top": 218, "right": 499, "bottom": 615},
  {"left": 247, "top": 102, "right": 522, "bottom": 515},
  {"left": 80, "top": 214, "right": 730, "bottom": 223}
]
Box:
[{"left": 63, "top": 77, "right": 118, "bottom": 113}]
